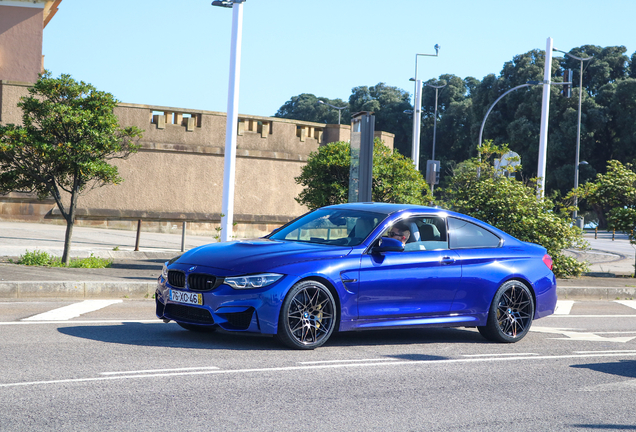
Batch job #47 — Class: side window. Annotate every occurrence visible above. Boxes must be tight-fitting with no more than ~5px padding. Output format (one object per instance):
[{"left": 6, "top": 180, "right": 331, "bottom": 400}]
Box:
[
  {"left": 448, "top": 217, "right": 500, "bottom": 249},
  {"left": 384, "top": 216, "right": 449, "bottom": 252}
]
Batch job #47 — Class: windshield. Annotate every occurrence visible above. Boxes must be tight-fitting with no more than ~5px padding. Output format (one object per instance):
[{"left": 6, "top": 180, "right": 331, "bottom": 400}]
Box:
[{"left": 269, "top": 208, "right": 387, "bottom": 246}]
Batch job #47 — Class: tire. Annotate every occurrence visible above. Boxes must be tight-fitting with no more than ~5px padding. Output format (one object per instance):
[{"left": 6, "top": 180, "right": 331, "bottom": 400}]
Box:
[
  {"left": 177, "top": 322, "right": 217, "bottom": 333},
  {"left": 478, "top": 280, "right": 534, "bottom": 343},
  {"left": 276, "top": 280, "right": 337, "bottom": 350}
]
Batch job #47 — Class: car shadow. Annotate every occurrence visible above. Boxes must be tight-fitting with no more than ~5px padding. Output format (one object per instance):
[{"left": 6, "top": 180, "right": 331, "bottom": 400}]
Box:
[
  {"left": 570, "top": 360, "right": 636, "bottom": 379},
  {"left": 58, "top": 323, "right": 487, "bottom": 351},
  {"left": 58, "top": 322, "right": 280, "bottom": 351},
  {"left": 327, "top": 327, "right": 486, "bottom": 347}
]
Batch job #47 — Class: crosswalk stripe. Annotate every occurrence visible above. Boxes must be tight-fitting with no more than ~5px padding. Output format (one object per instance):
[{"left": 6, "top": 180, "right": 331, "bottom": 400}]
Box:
[
  {"left": 615, "top": 300, "right": 636, "bottom": 310},
  {"left": 554, "top": 300, "right": 574, "bottom": 315},
  {"left": 21, "top": 300, "right": 123, "bottom": 321}
]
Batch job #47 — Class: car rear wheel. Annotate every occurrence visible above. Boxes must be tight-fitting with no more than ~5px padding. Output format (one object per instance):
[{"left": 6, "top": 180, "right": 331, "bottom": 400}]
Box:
[
  {"left": 177, "top": 322, "right": 216, "bottom": 333},
  {"left": 478, "top": 280, "right": 534, "bottom": 343},
  {"left": 276, "top": 280, "right": 337, "bottom": 350}
]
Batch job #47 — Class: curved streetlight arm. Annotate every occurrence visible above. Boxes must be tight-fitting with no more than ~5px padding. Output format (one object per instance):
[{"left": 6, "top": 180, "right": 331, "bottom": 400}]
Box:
[
  {"left": 552, "top": 48, "right": 593, "bottom": 63},
  {"left": 317, "top": 100, "right": 346, "bottom": 111},
  {"left": 478, "top": 83, "right": 537, "bottom": 150},
  {"left": 317, "top": 100, "right": 347, "bottom": 124}
]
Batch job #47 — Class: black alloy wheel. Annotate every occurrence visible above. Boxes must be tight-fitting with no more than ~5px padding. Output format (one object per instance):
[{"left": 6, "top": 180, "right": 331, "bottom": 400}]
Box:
[
  {"left": 478, "top": 280, "right": 534, "bottom": 343},
  {"left": 276, "top": 280, "right": 337, "bottom": 350}
]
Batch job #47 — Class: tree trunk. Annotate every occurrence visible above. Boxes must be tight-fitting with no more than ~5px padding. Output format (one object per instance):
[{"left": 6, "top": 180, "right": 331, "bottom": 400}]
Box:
[
  {"left": 61, "top": 184, "right": 80, "bottom": 265},
  {"left": 61, "top": 218, "right": 74, "bottom": 265}
]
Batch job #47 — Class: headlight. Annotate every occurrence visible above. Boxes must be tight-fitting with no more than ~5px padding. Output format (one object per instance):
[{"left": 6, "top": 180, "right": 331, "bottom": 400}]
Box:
[
  {"left": 224, "top": 273, "right": 283, "bottom": 289},
  {"left": 161, "top": 263, "right": 169, "bottom": 280}
]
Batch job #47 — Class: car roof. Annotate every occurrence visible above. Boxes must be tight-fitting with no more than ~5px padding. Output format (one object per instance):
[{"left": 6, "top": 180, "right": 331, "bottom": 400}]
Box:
[
  {"left": 323, "top": 202, "right": 440, "bottom": 215},
  {"left": 322, "top": 202, "right": 523, "bottom": 245}
]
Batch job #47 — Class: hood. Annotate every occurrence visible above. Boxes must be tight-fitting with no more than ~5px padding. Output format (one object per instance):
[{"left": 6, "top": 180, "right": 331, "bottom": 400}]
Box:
[{"left": 174, "top": 238, "right": 352, "bottom": 274}]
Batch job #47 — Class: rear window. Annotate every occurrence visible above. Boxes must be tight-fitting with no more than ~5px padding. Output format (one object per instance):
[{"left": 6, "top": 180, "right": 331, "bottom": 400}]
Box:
[{"left": 448, "top": 217, "right": 500, "bottom": 249}]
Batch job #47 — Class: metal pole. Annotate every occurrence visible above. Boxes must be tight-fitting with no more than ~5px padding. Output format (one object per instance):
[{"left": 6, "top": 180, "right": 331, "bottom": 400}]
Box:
[
  {"left": 412, "top": 80, "right": 422, "bottom": 170},
  {"left": 134, "top": 219, "right": 141, "bottom": 251},
  {"left": 537, "top": 37, "right": 553, "bottom": 198},
  {"left": 181, "top": 221, "right": 187, "bottom": 252},
  {"left": 431, "top": 86, "right": 440, "bottom": 161},
  {"left": 573, "top": 58, "right": 584, "bottom": 219},
  {"left": 410, "top": 46, "right": 439, "bottom": 167},
  {"left": 220, "top": 1, "right": 244, "bottom": 242}
]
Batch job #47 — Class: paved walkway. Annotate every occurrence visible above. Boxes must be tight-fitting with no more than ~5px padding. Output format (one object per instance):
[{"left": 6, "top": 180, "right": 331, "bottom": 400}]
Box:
[{"left": 0, "top": 221, "right": 634, "bottom": 300}]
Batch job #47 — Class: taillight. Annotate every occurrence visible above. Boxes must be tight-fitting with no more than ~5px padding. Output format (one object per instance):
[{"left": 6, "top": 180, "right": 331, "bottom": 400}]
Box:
[{"left": 542, "top": 254, "right": 553, "bottom": 271}]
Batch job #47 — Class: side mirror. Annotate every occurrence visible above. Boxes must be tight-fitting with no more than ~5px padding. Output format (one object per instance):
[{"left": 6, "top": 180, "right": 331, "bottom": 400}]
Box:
[{"left": 371, "top": 237, "right": 404, "bottom": 254}]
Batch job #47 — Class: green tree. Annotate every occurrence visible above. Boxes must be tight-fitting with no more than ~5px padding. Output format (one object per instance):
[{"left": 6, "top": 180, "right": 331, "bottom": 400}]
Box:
[
  {"left": 295, "top": 139, "right": 431, "bottom": 210},
  {"left": 0, "top": 72, "right": 143, "bottom": 264},
  {"left": 582, "top": 160, "right": 636, "bottom": 229},
  {"left": 274, "top": 93, "right": 350, "bottom": 125},
  {"left": 442, "top": 141, "right": 588, "bottom": 277},
  {"left": 348, "top": 83, "right": 413, "bottom": 157}
]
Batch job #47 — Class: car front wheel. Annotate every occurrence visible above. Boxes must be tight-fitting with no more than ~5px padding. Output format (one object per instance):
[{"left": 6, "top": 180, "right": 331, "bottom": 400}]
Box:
[
  {"left": 276, "top": 280, "right": 337, "bottom": 350},
  {"left": 478, "top": 280, "right": 534, "bottom": 343}
]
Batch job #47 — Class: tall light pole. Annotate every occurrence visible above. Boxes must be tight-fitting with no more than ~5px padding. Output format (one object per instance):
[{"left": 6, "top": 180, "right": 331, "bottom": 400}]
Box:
[
  {"left": 212, "top": 0, "right": 245, "bottom": 242},
  {"left": 537, "top": 37, "right": 553, "bottom": 198},
  {"left": 553, "top": 47, "right": 592, "bottom": 222},
  {"left": 317, "top": 100, "right": 347, "bottom": 124},
  {"left": 424, "top": 81, "right": 446, "bottom": 161},
  {"left": 410, "top": 44, "right": 440, "bottom": 170}
]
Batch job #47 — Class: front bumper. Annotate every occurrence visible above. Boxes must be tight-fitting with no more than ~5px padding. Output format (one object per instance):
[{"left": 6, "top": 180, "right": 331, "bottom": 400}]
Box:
[{"left": 155, "top": 276, "right": 290, "bottom": 335}]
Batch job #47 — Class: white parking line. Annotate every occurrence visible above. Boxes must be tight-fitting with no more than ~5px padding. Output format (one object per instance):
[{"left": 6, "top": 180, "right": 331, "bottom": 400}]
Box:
[
  {"left": 21, "top": 300, "right": 123, "bottom": 321},
  {"left": 554, "top": 300, "right": 574, "bottom": 315},
  {"left": 101, "top": 367, "right": 219, "bottom": 375},
  {"left": 616, "top": 300, "right": 636, "bottom": 310},
  {"left": 3, "top": 351, "right": 636, "bottom": 389},
  {"left": 0, "top": 320, "right": 163, "bottom": 325},
  {"left": 462, "top": 353, "right": 538, "bottom": 357},
  {"left": 299, "top": 359, "right": 397, "bottom": 365}
]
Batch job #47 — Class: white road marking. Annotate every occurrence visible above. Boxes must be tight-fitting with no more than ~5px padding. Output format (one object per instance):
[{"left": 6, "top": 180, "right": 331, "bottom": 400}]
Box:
[
  {"left": 2, "top": 351, "right": 636, "bottom": 389},
  {"left": 531, "top": 326, "right": 636, "bottom": 343},
  {"left": 299, "top": 359, "right": 398, "bottom": 365},
  {"left": 462, "top": 353, "right": 538, "bottom": 357},
  {"left": 554, "top": 300, "right": 574, "bottom": 315},
  {"left": 101, "top": 367, "right": 219, "bottom": 375},
  {"left": 0, "top": 319, "right": 163, "bottom": 325},
  {"left": 574, "top": 350, "right": 636, "bottom": 354},
  {"left": 616, "top": 300, "right": 636, "bottom": 310},
  {"left": 22, "top": 300, "right": 123, "bottom": 321}
]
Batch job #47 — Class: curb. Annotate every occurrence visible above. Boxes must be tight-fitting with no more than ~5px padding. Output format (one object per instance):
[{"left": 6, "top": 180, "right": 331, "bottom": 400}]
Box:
[
  {"left": 0, "top": 281, "right": 157, "bottom": 299},
  {"left": 557, "top": 286, "right": 636, "bottom": 301},
  {"left": 0, "top": 281, "right": 634, "bottom": 301}
]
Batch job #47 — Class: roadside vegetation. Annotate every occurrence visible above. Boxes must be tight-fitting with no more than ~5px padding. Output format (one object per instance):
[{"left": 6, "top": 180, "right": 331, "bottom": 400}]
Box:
[
  {"left": 10, "top": 250, "right": 112, "bottom": 268},
  {"left": 296, "top": 140, "right": 589, "bottom": 278}
]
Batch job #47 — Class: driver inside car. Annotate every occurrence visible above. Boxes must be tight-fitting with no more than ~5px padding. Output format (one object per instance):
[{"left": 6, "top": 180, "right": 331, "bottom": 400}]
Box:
[{"left": 388, "top": 222, "right": 411, "bottom": 246}]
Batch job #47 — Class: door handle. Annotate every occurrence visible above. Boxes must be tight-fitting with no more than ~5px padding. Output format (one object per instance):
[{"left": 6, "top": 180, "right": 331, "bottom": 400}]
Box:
[{"left": 441, "top": 256, "right": 456, "bottom": 265}]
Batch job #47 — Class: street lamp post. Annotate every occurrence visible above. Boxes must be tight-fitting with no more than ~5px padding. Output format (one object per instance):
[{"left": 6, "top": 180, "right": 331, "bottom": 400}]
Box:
[
  {"left": 317, "top": 100, "right": 347, "bottom": 124},
  {"left": 424, "top": 82, "right": 446, "bottom": 161},
  {"left": 212, "top": 0, "right": 246, "bottom": 242},
  {"left": 553, "top": 48, "right": 592, "bottom": 221},
  {"left": 410, "top": 44, "right": 440, "bottom": 169},
  {"left": 421, "top": 82, "right": 446, "bottom": 194}
]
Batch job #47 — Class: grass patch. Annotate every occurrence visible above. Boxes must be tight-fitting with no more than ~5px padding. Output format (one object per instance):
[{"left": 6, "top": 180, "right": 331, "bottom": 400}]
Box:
[{"left": 12, "top": 250, "right": 112, "bottom": 268}]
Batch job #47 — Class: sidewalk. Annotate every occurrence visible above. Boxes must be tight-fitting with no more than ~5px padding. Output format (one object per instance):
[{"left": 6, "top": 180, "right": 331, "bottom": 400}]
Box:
[{"left": 0, "top": 221, "right": 634, "bottom": 300}]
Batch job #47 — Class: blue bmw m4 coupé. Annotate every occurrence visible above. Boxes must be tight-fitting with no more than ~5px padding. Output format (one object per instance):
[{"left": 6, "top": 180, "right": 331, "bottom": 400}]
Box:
[{"left": 155, "top": 203, "right": 557, "bottom": 349}]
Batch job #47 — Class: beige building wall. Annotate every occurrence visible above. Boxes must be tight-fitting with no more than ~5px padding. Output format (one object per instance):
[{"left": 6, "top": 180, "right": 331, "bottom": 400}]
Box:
[
  {"left": 0, "top": 4, "right": 44, "bottom": 83},
  {"left": 0, "top": 80, "right": 395, "bottom": 238}
]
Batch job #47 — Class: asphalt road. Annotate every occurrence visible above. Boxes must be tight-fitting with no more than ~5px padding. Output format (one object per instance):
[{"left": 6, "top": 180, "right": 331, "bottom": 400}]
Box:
[{"left": 1, "top": 299, "right": 635, "bottom": 431}]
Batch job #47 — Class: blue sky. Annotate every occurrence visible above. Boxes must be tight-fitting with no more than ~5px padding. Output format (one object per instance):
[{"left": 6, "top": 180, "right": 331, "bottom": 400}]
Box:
[{"left": 42, "top": 0, "right": 635, "bottom": 118}]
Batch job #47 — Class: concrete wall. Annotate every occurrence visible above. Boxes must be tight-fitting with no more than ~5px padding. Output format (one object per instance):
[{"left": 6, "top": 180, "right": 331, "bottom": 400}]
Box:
[
  {"left": 0, "top": 80, "right": 395, "bottom": 238},
  {"left": 0, "top": 4, "right": 44, "bottom": 83}
]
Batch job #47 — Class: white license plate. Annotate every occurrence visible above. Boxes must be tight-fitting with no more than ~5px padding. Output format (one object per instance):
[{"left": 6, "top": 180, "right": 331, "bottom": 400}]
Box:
[{"left": 169, "top": 289, "right": 203, "bottom": 306}]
